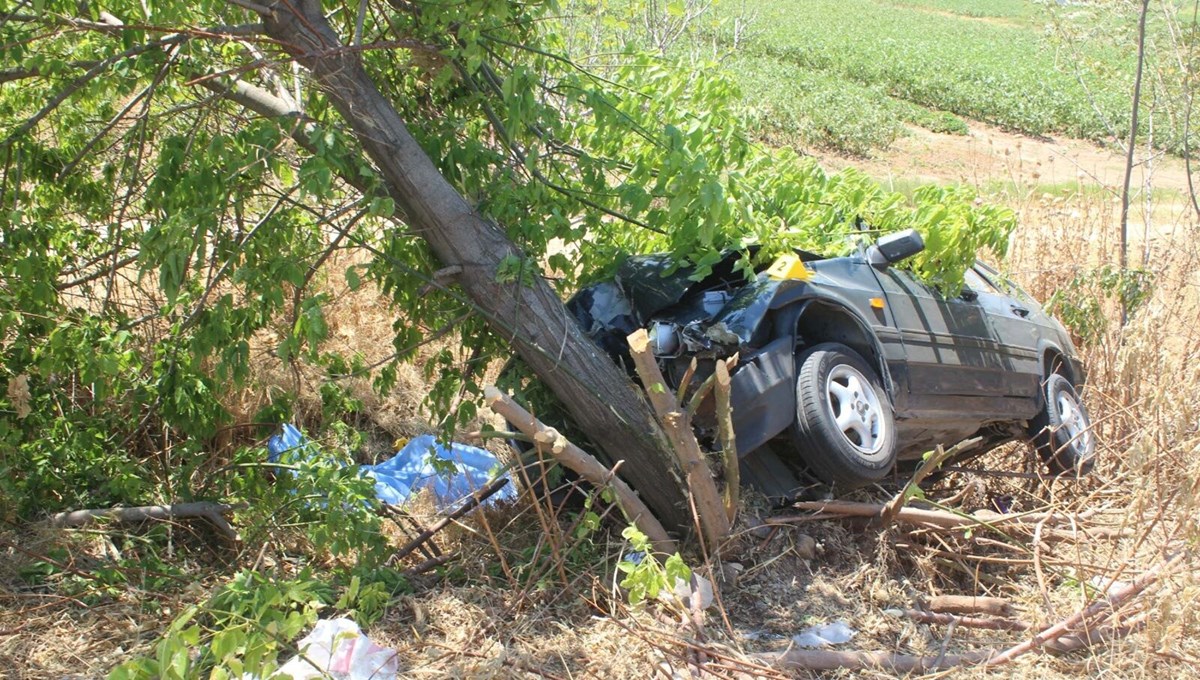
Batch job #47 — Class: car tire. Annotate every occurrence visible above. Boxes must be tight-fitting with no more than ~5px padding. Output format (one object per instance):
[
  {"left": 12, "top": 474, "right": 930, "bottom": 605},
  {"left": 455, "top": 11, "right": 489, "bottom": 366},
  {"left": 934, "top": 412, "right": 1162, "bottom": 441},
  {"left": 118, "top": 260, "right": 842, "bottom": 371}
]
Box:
[
  {"left": 1029, "top": 373, "right": 1096, "bottom": 476},
  {"left": 787, "top": 343, "right": 897, "bottom": 488}
]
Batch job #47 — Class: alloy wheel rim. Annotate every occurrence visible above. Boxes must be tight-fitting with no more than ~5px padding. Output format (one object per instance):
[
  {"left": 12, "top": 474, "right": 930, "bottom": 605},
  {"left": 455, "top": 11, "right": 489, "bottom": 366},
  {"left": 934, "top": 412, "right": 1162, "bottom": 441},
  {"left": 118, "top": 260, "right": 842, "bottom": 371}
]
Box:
[
  {"left": 1055, "top": 390, "right": 1092, "bottom": 454},
  {"left": 825, "top": 364, "right": 887, "bottom": 458}
]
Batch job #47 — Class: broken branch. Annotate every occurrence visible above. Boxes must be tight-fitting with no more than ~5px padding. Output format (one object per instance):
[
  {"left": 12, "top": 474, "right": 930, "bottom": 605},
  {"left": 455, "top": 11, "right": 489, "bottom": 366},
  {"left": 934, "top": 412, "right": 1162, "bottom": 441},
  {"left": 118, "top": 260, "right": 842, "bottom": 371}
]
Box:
[
  {"left": 386, "top": 476, "right": 510, "bottom": 565},
  {"left": 886, "top": 608, "right": 1028, "bottom": 631},
  {"left": 985, "top": 551, "right": 1185, "bottom": 666},
  {"left": 927, "top": 594, "right": 1013, "bottom": 617},
  {"left": 762, "top": 647, "right": 993, "bottom": 673},
  {"left": 784, "top": 500, "right": 1093, "bottom": 534},
  {"left": 45, "top": 502, "right": 241, "bottom": 540},
  {"left": 714, "top": 359, "right": 738, "bottom": 525},
  {"left": 627, "top": 329, "right": 730, "bottom": 555},
  {"left": 483, "top": 385, "right": 676, "bottom": 554}
]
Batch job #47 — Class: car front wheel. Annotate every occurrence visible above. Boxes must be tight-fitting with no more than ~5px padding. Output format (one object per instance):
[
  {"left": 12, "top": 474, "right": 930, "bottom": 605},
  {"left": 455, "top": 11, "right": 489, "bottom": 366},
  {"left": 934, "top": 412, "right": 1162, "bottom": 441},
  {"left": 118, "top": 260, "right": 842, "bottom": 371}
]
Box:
[
  {"left": 1029, "top": 373, "right": 1096, "bottom": 476},
  {"left": 787, "top": 343, "right": 897, "bottom": 488}
]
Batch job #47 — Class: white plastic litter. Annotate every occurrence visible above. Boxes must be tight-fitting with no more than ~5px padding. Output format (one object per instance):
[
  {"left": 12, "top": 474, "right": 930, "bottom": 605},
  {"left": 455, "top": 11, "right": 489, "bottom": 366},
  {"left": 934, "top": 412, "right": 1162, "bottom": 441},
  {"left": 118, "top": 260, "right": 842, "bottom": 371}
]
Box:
[
  {"left": 272, "top": 618, "right": 398, "bottom": 679},
  {"left": 662, "top": 573, "right": 714, "bottom": 610},
  {"left": 1090, "top": 575, "right": 1132, "bottom": 596},
  {"left": 791, "top": 621, "right": 857, "bottom": 648}
]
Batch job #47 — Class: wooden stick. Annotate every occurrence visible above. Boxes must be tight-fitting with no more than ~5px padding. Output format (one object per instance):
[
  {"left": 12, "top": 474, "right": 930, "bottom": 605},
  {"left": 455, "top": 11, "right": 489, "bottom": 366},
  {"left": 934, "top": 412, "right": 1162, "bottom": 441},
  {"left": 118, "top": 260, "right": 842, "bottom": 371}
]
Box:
[
  {"left": 927, "top": 595, "right": 1012, "bottom": 617},
  {"left": 784, "top": 500, "right": 1090, "bottom": 533},
  {"left": 483, "top": 386, "right": 676, "bottom": 554},
  {"left": 714, "top": 359, "right": 738, "bottom": 525},
  {"left": 887, "top": 608, "right": 1029, "bottom": 631},
  {"left": 1043, "top": 612, "right": 1148, "bottom": 655},
  {"left": 387, "top": 476, "right": 510, "bottom": 565},
  {"left": 45, "top": 502, "right": 240, "bottom": 540},
  {"left": 627, "top": 330, "right": 730, "bottom": 555},
  {"left": 985, "top": 551, "right": 1185, "bottom": 666},
  {"left": 403, "top": 552, "right": 459, "bottom": 576},
  {"left": 762, "top": 647, "right": 994, "bottom": 672}
]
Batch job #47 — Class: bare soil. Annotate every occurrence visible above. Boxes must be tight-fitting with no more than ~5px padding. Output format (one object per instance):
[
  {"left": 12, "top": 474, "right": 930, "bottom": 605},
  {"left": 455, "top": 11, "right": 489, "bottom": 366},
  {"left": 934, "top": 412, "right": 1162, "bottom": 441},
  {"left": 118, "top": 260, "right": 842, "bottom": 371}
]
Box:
[{"left": 815, "top": 120, "right": 1196, "bottom": 197}]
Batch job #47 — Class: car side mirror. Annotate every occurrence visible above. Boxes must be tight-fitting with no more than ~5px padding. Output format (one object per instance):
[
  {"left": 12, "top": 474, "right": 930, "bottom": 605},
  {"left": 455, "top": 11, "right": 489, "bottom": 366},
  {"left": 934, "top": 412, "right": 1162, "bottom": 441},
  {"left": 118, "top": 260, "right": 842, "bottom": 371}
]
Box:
[{"left": 867, "top": 229, "right": 925, "bottom": 269}]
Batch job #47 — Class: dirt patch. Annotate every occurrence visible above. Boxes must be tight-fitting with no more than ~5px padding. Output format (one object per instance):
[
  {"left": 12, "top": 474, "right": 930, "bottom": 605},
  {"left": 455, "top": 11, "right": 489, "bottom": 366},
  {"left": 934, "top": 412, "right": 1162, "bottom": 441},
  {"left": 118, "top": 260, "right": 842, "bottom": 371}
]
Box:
[{"left": 814, "top": 120, "right": 1196, "bottom": 197}]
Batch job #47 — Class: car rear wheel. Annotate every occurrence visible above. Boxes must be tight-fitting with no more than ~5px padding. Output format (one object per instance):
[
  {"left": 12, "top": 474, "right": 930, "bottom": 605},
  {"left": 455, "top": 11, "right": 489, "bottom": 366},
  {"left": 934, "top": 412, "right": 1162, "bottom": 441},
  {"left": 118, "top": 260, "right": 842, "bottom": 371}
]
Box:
[
  {"left": 1029, "top": 373, "right": 1096, "bottom": 476},
  {"left": 787, "top": 343, "right": 897, "bottom": 488}
]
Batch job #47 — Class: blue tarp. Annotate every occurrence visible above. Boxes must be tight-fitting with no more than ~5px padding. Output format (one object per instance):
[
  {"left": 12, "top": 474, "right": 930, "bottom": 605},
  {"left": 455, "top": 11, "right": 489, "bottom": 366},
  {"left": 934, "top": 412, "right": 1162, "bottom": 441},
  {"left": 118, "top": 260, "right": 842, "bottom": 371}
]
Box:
[{"left": 267, "top": 425, "right": 515, "bottom": 509}]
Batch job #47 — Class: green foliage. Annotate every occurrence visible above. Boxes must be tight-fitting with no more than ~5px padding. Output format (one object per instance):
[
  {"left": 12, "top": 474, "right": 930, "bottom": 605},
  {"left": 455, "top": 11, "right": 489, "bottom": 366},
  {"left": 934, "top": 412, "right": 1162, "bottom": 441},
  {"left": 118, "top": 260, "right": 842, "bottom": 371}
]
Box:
[
  {"left": 616, "top": 526, "right": 692, "bottom": 607},
  {"left": 1047, "top": 265, "right": 1155, "bottom": 345},
  {"left": 109, "top": 571, "right": 331, "bottom": 680}
]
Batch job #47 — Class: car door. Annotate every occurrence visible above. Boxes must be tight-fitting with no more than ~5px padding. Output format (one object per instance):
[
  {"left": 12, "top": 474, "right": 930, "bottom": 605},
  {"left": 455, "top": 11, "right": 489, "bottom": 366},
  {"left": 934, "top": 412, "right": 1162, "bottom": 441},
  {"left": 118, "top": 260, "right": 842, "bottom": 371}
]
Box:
[
  {"left": 872, "top": 267, "right": 1008, "bottom": 411},
  {"left": 965, "top": 265, "right": 1043, "bottom": 400}
]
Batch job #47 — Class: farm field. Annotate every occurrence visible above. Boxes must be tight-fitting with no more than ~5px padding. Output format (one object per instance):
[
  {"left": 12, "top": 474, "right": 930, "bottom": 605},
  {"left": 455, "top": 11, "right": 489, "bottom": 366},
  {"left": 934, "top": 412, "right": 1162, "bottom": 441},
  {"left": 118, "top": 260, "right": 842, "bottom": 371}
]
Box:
[{"left": 706, "top": 0, "right": 1185, "bottom": 157}]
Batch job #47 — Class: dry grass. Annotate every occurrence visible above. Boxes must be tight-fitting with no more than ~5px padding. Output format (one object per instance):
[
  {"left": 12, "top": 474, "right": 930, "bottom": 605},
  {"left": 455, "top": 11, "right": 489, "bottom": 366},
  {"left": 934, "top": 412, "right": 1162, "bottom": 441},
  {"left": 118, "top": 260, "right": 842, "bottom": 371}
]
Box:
[{"left": 3, "top": 181, "right": 1200, "bottom": 678}]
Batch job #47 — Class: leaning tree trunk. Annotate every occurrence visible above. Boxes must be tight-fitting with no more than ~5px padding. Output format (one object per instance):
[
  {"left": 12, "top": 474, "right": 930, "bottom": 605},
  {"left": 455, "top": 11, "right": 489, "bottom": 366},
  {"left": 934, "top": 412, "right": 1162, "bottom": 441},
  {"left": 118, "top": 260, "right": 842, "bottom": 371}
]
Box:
[{"left": 259, "top": 0, "right": 691, "bottom": 531}]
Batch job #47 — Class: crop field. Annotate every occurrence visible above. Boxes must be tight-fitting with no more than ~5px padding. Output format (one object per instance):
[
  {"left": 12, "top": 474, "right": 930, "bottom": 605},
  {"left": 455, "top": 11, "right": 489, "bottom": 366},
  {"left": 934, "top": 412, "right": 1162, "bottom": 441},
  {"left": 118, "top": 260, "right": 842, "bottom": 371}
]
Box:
[{"left": 708, "top": 0, "right": 1179, "bottom": 156}]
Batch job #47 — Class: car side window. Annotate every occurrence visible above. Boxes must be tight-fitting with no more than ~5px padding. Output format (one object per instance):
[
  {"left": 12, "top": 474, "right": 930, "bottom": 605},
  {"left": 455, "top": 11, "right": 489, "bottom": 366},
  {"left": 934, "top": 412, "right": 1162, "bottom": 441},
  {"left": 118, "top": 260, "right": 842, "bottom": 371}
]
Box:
[
  {"left": 962, "top": 268, "right": 1001, "bottom": 296},
  {"left": 976, "top": 263, "right": 1036, "bottom": 304}
]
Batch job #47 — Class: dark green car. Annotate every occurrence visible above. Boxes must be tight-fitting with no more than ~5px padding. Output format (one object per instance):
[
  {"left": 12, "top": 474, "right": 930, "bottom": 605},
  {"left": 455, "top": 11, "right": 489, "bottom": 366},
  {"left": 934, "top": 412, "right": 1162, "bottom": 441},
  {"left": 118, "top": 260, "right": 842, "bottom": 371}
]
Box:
[{"left": 568, "top": 230, "right": 1094, "bottom": 494}]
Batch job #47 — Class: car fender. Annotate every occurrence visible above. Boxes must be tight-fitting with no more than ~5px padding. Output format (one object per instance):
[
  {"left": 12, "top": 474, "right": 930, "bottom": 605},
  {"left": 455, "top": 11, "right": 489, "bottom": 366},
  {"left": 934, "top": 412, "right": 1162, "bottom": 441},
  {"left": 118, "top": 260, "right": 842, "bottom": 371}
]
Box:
[
  {"left": 771, "top": 292, "right": 896, "bottom": 398},
  {"left": 726, "top": 290, "right": 895, "bottom": 457},
  {"left": 1036, "top": 337, "right": 1086, "bottom": 391}
]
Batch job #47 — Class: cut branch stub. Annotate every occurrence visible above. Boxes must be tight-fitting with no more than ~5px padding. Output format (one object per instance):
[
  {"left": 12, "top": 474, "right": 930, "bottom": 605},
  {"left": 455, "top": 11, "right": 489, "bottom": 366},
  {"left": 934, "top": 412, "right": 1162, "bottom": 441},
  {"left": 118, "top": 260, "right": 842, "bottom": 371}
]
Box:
[
  {"left": 626, "top": 329, "right": 730, "bottom": 555},
  {"left": 714, "top": 358, "right": 738, "bottom": 525},
  {"left": 484, "top": 385, "right": 677, "bottom": 555}
]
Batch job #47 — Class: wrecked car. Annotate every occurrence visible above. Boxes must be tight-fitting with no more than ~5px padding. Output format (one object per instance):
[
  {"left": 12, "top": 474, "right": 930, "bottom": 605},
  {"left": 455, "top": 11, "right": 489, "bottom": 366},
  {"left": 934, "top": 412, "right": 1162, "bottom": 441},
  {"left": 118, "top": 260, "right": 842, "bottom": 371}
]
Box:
[{"left": 566, "top": 229, "right": 1095, "bottom": 494}]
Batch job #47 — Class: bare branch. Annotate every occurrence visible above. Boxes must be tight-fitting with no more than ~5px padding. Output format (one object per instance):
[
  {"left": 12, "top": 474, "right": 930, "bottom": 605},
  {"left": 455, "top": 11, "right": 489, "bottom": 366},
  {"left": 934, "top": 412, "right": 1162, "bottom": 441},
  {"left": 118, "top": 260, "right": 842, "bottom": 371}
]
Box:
[{"left": 484, "top": 385, "right": 677, "bottom": 555}]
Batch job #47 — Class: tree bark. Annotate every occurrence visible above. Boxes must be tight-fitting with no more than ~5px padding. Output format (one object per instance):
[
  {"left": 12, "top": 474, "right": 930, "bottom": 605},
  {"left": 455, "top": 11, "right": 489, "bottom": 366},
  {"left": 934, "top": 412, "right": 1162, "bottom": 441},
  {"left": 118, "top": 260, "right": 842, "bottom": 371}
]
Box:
[{"left": 258, "top": 0, "right": 690, "bottom": 530}]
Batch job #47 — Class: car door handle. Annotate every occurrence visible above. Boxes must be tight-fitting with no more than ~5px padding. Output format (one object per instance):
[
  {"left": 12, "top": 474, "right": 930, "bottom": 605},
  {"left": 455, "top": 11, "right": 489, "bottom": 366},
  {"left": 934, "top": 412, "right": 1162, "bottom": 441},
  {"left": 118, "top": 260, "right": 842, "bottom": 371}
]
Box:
[{"left": 1011, "top": 305, "right": 1030, "bottom": 317}]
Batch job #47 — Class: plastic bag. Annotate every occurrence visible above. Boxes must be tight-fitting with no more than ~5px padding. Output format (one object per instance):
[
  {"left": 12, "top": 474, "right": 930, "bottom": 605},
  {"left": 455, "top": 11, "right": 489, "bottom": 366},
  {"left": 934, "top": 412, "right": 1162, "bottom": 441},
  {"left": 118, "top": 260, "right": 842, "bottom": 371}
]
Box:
[{"left": 272, "top": 618, "right": 398, "bottom": 679}]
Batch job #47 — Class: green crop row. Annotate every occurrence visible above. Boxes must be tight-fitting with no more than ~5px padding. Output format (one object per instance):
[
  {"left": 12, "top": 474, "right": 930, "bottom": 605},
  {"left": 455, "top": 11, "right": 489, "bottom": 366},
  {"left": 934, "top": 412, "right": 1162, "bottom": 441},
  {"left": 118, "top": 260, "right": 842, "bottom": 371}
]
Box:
[
  {"left": 713, "top": 0, "right": 1134, "bottom": 142},
  {"left": 889, "top": 0, "right": 1042, "bottom": 23},
  {"left": 725, "top": 52, "right": 968, "bottom": 156},
  {"left": 703, "top": 0, "right": 1195, "bottom": 157}
]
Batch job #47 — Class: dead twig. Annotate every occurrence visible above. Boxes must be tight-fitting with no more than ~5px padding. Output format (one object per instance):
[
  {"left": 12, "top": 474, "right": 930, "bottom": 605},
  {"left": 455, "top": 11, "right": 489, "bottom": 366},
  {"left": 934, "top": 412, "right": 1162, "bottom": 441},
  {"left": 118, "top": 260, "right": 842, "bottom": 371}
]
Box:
[
  {"left": 45, "top": 501, "right": 242, "bottom": 540},
  {"left": 484, "top": 385, "right": 676, "bottom": 554},
  {"left": 403, "top": 552, "right": 459, "bottom": 576},
  {"left": 386, "top": 477, "right": 510, "bottom": 566}
]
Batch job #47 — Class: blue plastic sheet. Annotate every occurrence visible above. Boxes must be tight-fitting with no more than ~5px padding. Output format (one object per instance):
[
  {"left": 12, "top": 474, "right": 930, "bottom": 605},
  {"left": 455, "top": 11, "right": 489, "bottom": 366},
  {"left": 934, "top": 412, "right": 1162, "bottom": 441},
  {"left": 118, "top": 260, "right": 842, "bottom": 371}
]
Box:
[{"left": 267, "top": 426, "right": 515, "bottom": 510}]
